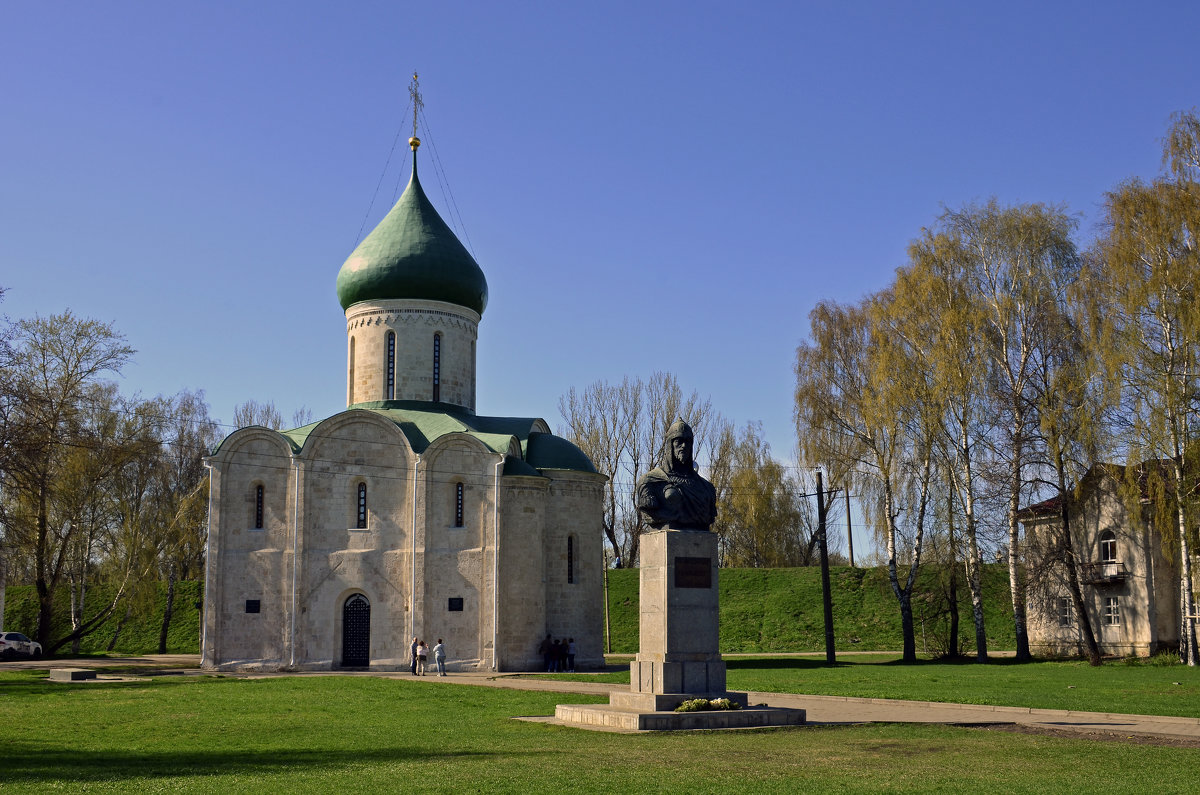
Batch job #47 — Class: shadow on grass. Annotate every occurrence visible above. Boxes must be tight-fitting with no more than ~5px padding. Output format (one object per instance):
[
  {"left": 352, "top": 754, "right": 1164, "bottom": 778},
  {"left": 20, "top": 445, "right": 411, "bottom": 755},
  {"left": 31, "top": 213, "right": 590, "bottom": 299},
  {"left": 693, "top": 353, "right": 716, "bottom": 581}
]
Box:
[
  {"left": 726, "top": 656, "right": 1053, "bottom": 672},
  {"left": 2, "top": 743, "right": 508, "bottom": 785},
  {"left": 727, "top": 658, "right": 852, "bottom": 671},
  {"left": 0, "top": 674, "right": 205, "bottom": 697}
]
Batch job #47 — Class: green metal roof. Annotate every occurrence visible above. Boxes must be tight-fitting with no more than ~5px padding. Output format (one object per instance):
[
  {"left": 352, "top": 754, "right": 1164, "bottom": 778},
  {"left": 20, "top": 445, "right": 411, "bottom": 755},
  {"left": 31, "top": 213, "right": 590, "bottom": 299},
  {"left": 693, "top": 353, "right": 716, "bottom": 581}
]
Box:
[
  {"left": 525, "top": 431, "right": 599, "bottom": 472},
  {"left": 240, "top": 400, "right": 598, "bottom": 476},
  {"left": 335, "top": 150, "right": 488, "bottom": 315},
  {"left": 502, "top": 455, "right": 543, "bottom": 477}
]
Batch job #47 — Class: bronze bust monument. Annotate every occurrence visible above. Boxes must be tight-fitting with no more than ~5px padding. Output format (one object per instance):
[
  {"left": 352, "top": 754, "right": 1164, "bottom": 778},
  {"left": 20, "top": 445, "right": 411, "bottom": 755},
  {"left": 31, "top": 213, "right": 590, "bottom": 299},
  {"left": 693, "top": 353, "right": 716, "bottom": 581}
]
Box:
[{"left": 635, "top": 418, "right": 717, "bottom": 531}]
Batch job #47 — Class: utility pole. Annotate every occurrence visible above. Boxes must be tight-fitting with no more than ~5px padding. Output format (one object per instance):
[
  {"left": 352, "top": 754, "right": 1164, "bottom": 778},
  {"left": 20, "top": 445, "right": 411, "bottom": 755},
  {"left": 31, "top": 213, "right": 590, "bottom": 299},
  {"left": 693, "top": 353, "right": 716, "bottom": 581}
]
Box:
[
  {"left": 603, "top": 553, "right": 612, "bottom": 654},
  {"left": 816, "top": 471, "right": 836, "bottom": 665},
  {"left": 845, "top": 482, "right": 854, "bottom": 568}
]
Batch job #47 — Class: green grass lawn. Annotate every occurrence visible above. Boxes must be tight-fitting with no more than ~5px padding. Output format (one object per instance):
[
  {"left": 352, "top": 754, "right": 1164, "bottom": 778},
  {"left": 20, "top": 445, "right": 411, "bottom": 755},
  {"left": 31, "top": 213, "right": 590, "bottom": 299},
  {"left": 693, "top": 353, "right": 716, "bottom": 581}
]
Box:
[
  {"left": 545, "top": 654, "right": 1200, "bottom": 718},
  {"left": 1, "top": 672, "right": 1197, "bottom": 793}
]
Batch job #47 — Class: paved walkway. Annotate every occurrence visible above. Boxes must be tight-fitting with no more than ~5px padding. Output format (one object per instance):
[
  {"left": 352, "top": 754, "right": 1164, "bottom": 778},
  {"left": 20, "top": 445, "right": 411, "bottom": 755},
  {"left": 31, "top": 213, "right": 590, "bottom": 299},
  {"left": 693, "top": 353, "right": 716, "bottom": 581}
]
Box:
[{"left": 6, "top": 655, "right": 1198, "bottom": 744}]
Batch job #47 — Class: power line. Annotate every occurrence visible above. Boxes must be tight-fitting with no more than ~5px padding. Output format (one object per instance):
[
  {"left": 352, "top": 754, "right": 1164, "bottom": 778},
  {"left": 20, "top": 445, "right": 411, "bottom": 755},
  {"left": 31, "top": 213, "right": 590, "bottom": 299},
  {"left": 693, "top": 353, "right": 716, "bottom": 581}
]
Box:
[
  {"left": 418, "top": 108, "right": 475, "bottom": 258},
  {"left": 353, "top": 97, "right": 414, "bottom": 248},
  {"left": 6, "top": 389, "right": 872, "bottom": 492}
]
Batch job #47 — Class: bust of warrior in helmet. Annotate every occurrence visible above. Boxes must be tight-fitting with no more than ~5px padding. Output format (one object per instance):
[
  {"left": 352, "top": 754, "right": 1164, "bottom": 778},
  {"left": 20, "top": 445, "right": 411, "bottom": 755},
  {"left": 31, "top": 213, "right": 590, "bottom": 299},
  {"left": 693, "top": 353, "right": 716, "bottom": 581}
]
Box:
[{"left": 635, "top": 418, "right": 717, "bottom": 532}]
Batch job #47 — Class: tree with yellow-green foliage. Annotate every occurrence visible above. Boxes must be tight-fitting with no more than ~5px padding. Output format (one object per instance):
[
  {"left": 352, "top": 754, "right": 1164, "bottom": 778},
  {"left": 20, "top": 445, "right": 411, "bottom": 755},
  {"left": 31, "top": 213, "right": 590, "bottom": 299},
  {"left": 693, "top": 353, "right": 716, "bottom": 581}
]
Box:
[
  {"left": 796, "top": 293, "right": 934, "bottom": 663},
  {"left": 718, "top": 422, "right": 814, "bottom": 569},
  {"left": 1087, "top": 109, "right": 1200, "bottom": 666}
]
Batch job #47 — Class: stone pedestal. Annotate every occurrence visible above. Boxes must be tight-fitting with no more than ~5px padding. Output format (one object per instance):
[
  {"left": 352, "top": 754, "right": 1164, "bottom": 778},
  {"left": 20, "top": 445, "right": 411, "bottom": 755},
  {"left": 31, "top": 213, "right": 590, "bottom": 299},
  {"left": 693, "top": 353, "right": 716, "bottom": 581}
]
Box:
[
  {"left": 554, "top": 528, "right": 804, "bottom": 730},
  {"left": 613, "top": 528, "right": 745, "bottom": 711}
]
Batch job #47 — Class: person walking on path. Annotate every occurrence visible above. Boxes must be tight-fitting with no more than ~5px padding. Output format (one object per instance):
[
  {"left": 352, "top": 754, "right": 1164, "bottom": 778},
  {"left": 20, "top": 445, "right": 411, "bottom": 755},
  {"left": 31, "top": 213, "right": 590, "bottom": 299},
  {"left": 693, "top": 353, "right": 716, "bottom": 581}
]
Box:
[
  {"left": 416, "top": 641, "right": 429, "bottom": 675},
  {"left": 538, "top": 633, "right": 553, "bottom": 672},
  {"left": 410, "top": 637, "right": 418, "bottom": 675},
  {"left": 567, "top": 638, "right": 576, "bottom": 673},
  {"left": 433, "top": 639, "right": 447, "bottom": 676}
]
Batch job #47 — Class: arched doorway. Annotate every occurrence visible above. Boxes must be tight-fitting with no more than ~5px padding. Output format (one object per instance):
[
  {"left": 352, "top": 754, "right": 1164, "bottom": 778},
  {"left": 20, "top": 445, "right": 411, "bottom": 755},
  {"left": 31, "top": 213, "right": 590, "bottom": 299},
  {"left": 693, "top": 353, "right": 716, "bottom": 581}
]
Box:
[{"left": 342, "top": 594, "right": 370, "bottom": 667}]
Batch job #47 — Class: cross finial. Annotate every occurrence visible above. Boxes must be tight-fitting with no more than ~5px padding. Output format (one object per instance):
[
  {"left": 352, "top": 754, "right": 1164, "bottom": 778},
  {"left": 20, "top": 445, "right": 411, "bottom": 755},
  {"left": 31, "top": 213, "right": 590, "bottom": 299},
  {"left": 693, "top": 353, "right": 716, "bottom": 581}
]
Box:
[{"left": 408, "top": 72, "right": 424, "bottom": 150}]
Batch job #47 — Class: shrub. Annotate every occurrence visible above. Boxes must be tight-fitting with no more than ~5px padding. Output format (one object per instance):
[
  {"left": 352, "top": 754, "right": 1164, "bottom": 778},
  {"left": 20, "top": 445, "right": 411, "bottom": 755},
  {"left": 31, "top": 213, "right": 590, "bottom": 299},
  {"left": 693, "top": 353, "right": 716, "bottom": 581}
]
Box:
[{"left": 674, "top": 697, "right": 741, "bottom": 712}]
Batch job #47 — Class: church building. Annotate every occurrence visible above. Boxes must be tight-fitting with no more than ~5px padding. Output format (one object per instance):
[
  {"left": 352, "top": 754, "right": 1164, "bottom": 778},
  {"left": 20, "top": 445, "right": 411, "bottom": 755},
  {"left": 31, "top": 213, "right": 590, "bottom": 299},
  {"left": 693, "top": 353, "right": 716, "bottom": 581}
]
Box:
[{"left": 201, "top": 136, "right": 606, "bottom": 671}]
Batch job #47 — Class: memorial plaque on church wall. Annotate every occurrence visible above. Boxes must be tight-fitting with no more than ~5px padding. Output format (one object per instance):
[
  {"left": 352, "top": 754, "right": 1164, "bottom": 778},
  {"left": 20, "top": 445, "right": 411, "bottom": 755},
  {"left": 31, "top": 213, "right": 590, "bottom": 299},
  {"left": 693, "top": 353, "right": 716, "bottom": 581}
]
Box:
[{"left": 674, "top": 556, "right": 712, "bottom": 589}]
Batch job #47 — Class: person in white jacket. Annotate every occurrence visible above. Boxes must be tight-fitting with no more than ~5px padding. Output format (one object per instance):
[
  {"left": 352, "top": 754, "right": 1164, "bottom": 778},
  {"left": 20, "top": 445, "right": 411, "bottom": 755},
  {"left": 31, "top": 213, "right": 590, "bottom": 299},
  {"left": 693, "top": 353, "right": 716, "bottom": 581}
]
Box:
[
  {"left": 433, "top": 639, "right": 447, "bottom": 676},
  {"left": 416, "top": 641, "right": 429, "bottom": 675}
]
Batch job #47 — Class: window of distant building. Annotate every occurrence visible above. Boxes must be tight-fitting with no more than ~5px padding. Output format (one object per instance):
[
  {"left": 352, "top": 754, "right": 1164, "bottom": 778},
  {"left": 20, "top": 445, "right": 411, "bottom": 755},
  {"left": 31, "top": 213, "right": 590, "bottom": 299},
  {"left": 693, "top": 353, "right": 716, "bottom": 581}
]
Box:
[
  {"left": 254, "top": 485, "right": 264, "bottom": 529},
  {"left": 454, "top": 482, "right": 464, "bottom": 528},
  {"left": 1099, "top": 530, "right": 1117, "bottom": 563},
  {"left": 1103, "top": 596, "right": 1121, "bottom": 626},
  {"left": 1056, "top": 596, "right": 1073, "bottom": 627},
  {"left": 356, "top": 482, "right": 368, "bottom": 529},
  {"left": 385, "top": 331, "right": 396, "bottom": 400}
]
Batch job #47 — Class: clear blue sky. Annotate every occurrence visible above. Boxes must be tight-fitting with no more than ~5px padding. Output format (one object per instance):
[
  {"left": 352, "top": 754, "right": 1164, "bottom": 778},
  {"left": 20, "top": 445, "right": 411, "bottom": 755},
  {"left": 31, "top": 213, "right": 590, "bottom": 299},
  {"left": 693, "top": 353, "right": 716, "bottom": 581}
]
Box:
[{"left": 3, "top": 1, "right": 1198, "bottom": 461}]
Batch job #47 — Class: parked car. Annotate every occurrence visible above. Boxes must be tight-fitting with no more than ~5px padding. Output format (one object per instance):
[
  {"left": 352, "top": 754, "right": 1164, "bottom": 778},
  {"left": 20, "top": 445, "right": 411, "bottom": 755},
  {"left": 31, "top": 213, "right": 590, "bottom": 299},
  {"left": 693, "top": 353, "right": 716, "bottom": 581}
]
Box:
[{"left": 0, "top": 632, "right": 42, "bottom": 660}]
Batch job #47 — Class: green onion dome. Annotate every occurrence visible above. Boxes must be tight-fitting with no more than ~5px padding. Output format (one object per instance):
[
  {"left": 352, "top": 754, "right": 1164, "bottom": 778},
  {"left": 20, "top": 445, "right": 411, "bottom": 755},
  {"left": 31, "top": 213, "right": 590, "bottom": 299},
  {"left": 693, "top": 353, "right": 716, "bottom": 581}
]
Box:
[{"left": 336, "top": 146, "right": 488, "bottom": 315}]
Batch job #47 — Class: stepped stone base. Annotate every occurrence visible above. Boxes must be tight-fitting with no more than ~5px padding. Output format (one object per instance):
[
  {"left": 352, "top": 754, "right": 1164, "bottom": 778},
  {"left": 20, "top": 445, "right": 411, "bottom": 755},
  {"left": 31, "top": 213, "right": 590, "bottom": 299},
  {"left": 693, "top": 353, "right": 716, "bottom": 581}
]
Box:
[
  {"left": 554, "top": 700, "right": 806, "bottom": 732},
  {"left": 610, "top": 689, "right": 748, "bottom": 712},
  {"left": 630, "top": 659, "right": 727, "bottom": 697}
]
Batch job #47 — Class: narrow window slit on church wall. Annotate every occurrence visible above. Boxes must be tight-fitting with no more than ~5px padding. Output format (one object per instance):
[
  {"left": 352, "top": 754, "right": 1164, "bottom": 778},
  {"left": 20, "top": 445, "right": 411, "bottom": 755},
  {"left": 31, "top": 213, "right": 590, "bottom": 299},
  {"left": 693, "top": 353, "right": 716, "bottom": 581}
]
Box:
[
  {"left": 432, "top": 333, "right": 441, "bottom": 402},
  {"left": 348, "top": 336, "right": 356, "bottom": 404},
  {"left": 254, "top": 484, "right": 264, "bottom": 529},
  {"left": 357, "top": 482, "right": 368, "bottom": 529},
  {"left": 385, "top": 331, "right": 395, "bottom": 400},
  {"left": 567, "top": 535, "right": 575, "bottom": 584}
]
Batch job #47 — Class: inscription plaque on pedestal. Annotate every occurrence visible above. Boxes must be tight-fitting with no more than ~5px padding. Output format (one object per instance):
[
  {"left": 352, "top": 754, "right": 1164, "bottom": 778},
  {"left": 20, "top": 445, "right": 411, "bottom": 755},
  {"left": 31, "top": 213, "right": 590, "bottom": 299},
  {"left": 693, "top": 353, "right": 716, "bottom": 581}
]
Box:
[{"left": 674, "top": 556, "right": 712, "bottom": 589}]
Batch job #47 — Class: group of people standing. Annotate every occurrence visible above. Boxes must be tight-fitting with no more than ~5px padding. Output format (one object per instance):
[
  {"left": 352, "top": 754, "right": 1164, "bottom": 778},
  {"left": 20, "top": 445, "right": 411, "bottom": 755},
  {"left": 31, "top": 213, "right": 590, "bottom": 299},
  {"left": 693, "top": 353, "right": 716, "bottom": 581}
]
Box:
[
  {"left": 406, "top": 634, "right": 577, "bottom": 674},
  {"left": 537, "top": 634, "right": 576, "bottom": 672},
  {"left": 409, "top": 637, "right": 447, "bottom": 676}
]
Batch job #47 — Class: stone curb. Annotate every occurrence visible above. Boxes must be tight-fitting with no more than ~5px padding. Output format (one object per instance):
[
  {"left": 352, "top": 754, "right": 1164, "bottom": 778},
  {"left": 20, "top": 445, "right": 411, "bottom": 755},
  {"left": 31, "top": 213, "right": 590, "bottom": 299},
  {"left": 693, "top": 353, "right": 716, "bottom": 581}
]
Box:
[{"left": 748, "top": 692, "right": 1200, "bottom": 726}]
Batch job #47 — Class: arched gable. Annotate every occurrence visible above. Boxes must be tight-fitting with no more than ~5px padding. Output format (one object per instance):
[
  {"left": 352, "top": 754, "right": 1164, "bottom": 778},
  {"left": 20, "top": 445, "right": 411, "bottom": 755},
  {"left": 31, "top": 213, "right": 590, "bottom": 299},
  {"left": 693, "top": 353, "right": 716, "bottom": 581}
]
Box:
[
  {"left": 297, "top": 410, "right": 414, "bottom": 545},
  {"left": 207, "top": 427, "right": 295, "bottom": 544},
  {"left": 209, "top": 426, "right": 294, "bottom": 465},
  {"left": 297, "top": 409, "right": 416, "bottom": 467},
  {"left": 421, "top": 431, "right": 506, "bottom": 474}
]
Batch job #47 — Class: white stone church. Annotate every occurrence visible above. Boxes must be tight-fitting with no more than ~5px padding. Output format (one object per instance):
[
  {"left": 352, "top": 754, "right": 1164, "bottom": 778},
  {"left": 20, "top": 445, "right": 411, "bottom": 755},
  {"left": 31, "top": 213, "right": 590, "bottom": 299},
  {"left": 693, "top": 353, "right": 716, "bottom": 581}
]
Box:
[{"left": 201, "top": 139, "right": 606, "bottom": 671}]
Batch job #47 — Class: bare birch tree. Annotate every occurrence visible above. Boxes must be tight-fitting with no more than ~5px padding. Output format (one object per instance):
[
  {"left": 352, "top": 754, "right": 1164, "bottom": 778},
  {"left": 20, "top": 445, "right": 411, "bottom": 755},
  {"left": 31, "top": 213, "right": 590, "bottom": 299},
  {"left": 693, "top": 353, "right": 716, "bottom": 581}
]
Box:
[
  {"left": 558, "top": 372, "right": 724, "bottom": 567},
  {"left": 904, "top": 230, "right": 994, "bottom": 661},
  {"left": 937, "top": 200, "right": 1082, "bottom": 661}
]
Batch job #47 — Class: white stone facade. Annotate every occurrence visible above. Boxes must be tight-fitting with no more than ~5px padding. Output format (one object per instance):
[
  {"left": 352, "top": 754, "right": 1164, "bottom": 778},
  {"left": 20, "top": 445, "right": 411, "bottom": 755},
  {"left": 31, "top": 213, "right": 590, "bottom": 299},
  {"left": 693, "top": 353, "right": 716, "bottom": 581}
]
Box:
[
  {"left": 346, "top": 299, "right": 479, "bottom": 411},
  {"left": 203, "top": 408, "right": 606, "bottom": 672},
  {"left": 1021, "top": 466, "right": 1184, "bottom": 658}
]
